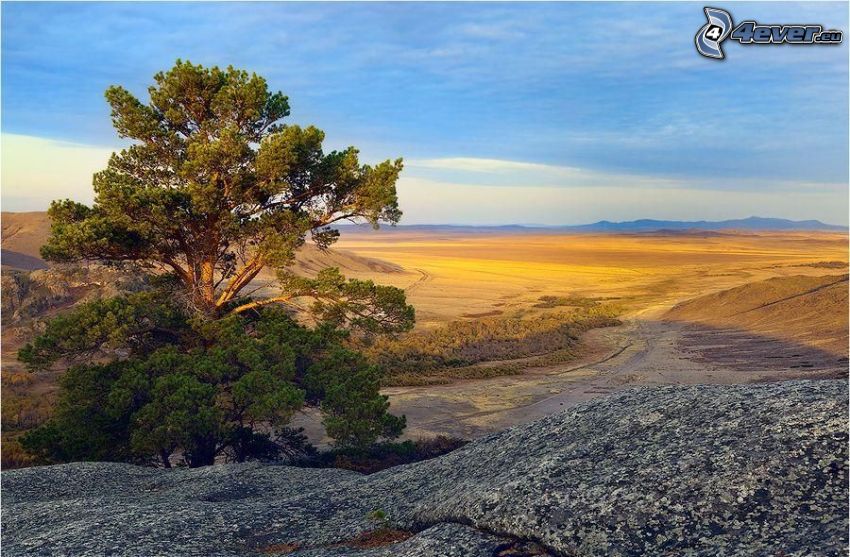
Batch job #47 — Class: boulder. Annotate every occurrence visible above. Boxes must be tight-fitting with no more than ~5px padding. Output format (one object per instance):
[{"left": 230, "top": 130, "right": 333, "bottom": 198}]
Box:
[{"left": 3, "top": 380, "right": 847, "bottom": 556}]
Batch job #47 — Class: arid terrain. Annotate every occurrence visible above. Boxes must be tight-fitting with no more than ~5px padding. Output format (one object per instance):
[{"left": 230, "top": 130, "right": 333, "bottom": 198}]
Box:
[
  {"left": 331, "top": 228, "right": 846, "bottom": 325},
  {"left": 2, "top": 212, "right": 848, "bottom": 449},
  {"left": 317, "top": 228, "right": 846, "bottom": 440}
]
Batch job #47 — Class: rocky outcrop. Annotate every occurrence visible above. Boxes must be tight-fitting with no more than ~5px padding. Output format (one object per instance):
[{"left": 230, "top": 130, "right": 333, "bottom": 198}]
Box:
[
  {"left": 1, "top": 265, "right": 149, "bottom": 325},
  {"left": 3, "top": 380, "right": 847, "bottom": 556}
]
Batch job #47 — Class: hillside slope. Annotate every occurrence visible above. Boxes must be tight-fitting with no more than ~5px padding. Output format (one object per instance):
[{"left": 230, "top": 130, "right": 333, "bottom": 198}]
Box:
[
  {"left": 1, "top": 212, "right": 51, "bottom": 256},
  {"left": 666, "top": 274, "right": 849, "bottom": 356},
  {"left": 3, "top": 380, "right": 847, "bottom": 556},
  {"left": 2, "top": 212, "right": 51, "bottom": 270},
  {"left": 0, "top": 211, "right": 402, "bottom": 276}
]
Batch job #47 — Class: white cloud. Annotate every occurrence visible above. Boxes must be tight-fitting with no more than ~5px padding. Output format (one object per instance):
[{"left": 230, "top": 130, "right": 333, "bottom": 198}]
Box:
[
  {"left": 407, "top": 157, "right": 846, "bottom": 193},
  {"left": 409, "top": 157, "right": 575, "bottom": 173},
  {"left": 1, "top": 134, "right": 113, "bottom": 211},
  {"left": 2, "top": 138, "right": 844, "bottom": 226},
  {"left": 455, "top": 21, "right": 526, "bottom": 40}
]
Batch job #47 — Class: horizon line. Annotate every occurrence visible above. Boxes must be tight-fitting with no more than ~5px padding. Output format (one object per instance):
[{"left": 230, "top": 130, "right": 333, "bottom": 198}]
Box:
[{"left": 2, "top": 210, "right": 846, "bottom": 230}]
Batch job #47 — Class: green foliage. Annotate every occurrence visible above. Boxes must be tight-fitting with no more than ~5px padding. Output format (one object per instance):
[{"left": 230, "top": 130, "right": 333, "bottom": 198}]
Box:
[
  {"left": 21, "top": 360, "right": 139, "bottom": 464},
  {"left": 309, "top": 348, "right": 405, "bottom": 450},
  {"left": 21, "top": 305, "right": 404, "bottom": 467},
  {"left": 279, "top": 268, "right": 415, "bottom": 335},
  {"left": 294, "top": 436, "right": 468, "bottom": 475},
  {"left": 18, "top": 61, "right": 412, "bottom": 467},
  {"left": 129, "top": 373, "right": 222, "bottom": 467},
  {"left": 367, "top": 509, "right": 388, "bottom": 522},
  {"left": 39, "top": 60, "right": 411, "bottom": 324},
  {"left": 18, "top": 290, "right": 188, "bottom": 370}
]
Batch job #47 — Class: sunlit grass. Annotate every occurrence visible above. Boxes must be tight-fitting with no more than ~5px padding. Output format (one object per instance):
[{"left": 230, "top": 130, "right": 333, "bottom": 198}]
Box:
[{"left": 333, "top": 231, "right": 848, "bottom": 327}]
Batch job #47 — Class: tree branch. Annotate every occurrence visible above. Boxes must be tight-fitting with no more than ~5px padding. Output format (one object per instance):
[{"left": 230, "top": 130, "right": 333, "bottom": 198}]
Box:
[
  {"left": 161, "top": 255, "right": 192, "bottom": 285},
  {"left": 229, "top": 295, "right": 293, "bottom": 315},
  {"left": 215, "top": 255, "right": 265, "bottom": 306}
]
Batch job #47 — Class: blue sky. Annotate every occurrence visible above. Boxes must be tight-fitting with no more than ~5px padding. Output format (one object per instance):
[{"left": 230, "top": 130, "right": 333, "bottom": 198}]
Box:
[{"left": 2, "top": 2, "right": 848, "bottom": 224}]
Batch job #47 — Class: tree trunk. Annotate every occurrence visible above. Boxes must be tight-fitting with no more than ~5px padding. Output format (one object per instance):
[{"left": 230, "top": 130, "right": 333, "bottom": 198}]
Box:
[{"left": 189, "top": 256, "right": 220, "bottom": 318}]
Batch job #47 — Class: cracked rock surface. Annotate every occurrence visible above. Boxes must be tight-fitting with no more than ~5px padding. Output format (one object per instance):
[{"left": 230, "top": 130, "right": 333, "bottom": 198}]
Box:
[{"left": 3, "top": 380, "right": 847, "bottom": 556}]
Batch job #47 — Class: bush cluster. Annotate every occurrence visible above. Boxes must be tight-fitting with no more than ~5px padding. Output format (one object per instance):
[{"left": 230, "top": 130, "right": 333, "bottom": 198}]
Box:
[
  {"left": 18, "top": 293, "right": 404, "bottom": 468},
  {"left": 366, "top": 305, "right": 620, "bottom": 378},
  {"left": 295, "top": 435, "right": 468, "bottom": 474}
]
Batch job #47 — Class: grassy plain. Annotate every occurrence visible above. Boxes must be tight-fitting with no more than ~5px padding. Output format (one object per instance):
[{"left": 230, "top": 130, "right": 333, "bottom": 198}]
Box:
[
  {"left": 3, "top": 219, "right": 848, "bottom": 455},
  {"left": 330, "top": 229, "right": 849, "bottom": 328}
]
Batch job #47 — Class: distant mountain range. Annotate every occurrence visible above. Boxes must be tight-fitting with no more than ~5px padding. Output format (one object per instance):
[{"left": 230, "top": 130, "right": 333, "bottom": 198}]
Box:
[
  {"left": 340, "top": 216, "right": 846, "bottom": 233},
  {"left": 2, "top": 212, "right": 845, "bottom": 267},
  {"left": 559, "top": 217, "right": 847, "bottom": 232}
]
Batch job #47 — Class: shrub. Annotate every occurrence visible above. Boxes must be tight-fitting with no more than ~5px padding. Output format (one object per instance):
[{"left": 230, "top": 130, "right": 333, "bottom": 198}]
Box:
[
  {"left": 365, "top": 305, "right": 621, "bottom": 379},
  {"left": 20, "top": 303, "right": 405, "bottom": 467},
  {"left": 296, "top": 435, "right": 468, "bottom": 474}
]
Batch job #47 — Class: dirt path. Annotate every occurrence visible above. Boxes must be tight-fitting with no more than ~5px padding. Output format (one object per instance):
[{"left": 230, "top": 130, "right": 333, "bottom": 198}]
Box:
[
  {"left": 292, "top": 294, "right": 844, "bottom": 445},
  {"left": 291, "top": 323, "right": 641, "bottom": 444},
  {"left": 293, "top": 267, "right": 848, "bottom": 445},
  {"left": 382, "top": 314, "right": 677, "bottom": 440},
  {"left": 405, "top": 268, "right": 433, "bottom": 294},
  {"left": 381, "top": 298, "right": 844, "bottom": 441}
]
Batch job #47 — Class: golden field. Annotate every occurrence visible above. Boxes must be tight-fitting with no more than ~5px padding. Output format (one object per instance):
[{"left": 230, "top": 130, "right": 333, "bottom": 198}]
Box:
[
  {"left": 292, "top": 228, "right": 850, "bottom": 440},
  {"left": 3, "top": 217, "right": 848, "bottom": 448},
  {"left": 330, "top": 229, "right": 849, "bottom": 326}
]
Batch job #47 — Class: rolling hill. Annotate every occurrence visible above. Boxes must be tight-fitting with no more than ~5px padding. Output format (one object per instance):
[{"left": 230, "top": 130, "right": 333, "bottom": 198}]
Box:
[
  {"left": 1, "top": 212, "right": 51, "bottom": 270},
  {"left": 561, "top": 216, "right": 847, "bottom": 232},
  {"left": 666, "top": 273, "right": 849, "bottom": 356}
]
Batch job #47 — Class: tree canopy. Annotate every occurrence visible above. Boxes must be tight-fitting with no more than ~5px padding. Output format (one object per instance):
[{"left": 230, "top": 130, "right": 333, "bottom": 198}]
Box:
[{"left": 41, "top": 60, "right": 411, "bottom": 329}]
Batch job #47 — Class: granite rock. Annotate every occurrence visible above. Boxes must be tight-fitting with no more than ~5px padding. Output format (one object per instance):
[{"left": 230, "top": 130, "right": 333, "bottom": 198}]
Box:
[{"left": 3, "top": 380, "right": 847, "bottom": 556}]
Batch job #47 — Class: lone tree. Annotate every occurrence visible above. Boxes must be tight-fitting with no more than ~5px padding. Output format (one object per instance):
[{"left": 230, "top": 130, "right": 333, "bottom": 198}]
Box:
[
  {"left": 20, "top": 61, "right": 414, "bottom": 467},
  {"left": 41, "top": 60, "right": 410, "bottom": 326}
]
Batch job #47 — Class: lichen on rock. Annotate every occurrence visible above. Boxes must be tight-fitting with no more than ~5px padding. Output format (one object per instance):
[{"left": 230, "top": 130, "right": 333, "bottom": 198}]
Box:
[{"left": 2, "top": 380, "right": 847, "bottom": 556}]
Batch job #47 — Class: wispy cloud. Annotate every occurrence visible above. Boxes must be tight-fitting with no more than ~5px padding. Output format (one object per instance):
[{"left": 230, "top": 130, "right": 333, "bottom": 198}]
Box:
[
  {"left": 407, "top": 157, "right": 846, "bottom": 194},
  {"left": 456, "top": 21, "right": 527, "bottom": 40},
  {"left": 1, "top": 2, "right": 846, "bottom": 221},
  {"left": 409, "top": 157, "right": 575, "bottom": 173},
  {"left": 2, "top": 134, "right": 845, "bottom": 226}
]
